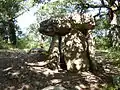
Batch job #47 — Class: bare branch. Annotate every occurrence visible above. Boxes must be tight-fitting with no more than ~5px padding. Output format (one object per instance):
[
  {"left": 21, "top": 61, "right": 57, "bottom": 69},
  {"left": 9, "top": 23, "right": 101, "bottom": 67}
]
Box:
[{"left": 100, "top": 0, "right": 106, "bottom": 6}]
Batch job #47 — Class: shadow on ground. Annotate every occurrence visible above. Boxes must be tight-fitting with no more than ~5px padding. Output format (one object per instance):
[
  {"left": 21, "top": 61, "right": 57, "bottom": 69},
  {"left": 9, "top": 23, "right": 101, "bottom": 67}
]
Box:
[{"left": 0, "top": 50, "right": 119, "bottom": 90}]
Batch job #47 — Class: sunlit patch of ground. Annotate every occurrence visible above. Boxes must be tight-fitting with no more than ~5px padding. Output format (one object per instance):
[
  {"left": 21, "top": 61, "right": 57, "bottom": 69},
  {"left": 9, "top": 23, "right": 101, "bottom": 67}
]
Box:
[{"left": 0, "top": 50, "right": 120, "bottom": 90}]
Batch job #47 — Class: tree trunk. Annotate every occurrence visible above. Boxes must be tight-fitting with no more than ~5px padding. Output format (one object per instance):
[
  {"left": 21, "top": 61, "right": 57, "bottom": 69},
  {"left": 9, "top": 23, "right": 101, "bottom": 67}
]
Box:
[
  {"left": 8, "top": 19, "right": 17, "bottom": 45},
  {"left": 108, "top": 10, "right": 120, "bottom": 50}
]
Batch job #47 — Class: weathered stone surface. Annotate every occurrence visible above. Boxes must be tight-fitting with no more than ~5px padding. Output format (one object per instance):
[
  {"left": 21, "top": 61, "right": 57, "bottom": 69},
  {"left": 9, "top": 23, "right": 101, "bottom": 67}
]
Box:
[
  {"left": 39, "top": 12, "right": 95, "bottom": 72},
  {"left": 47, "top": 36, "right": 60, "bottom": 69},
  {"left": 62, "top": 29, "right": 90, "bottom": 72},
  {"left": 39, "top": 17, "right": 71, "bottom": 36},
  {"left": 28, "top": 48, "right": 47, "bottom": 54}
]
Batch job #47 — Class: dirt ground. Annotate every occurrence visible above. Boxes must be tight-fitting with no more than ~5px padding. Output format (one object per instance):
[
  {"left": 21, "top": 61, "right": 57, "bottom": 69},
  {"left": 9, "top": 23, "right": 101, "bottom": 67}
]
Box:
[{"left": 0, "top": 49, "right": 120, "bottom": 90}]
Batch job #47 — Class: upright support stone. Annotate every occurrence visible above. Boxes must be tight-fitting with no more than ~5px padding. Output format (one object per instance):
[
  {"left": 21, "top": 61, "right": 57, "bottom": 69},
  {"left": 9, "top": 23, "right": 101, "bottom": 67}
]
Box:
[
  {"left": 47, "top": 35, "right": 59, "bottom": 69},
  {"left": 63, "top": 29, "right": 90, "bottom": 72}
]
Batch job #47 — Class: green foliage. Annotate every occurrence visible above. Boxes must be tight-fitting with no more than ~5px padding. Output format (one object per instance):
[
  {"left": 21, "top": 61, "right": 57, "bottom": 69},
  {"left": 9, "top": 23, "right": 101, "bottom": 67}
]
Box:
[
  {"left": 0, "top": 0, "right": 23, "bottom": 20},
  {"left": 35, "top": 1, "right": 68, "bottom": 22},
  {"left": 104, "top": 50, "right": 120, "bottom": 68},
  {"left": 0, "top": 0, "right": 24, "bottom": 45},
  {"left": 25, "top": 22, "right": 51, "bottom": 50},
  {"left": 0, "top": 37, "right": 12, "bottom": 49},
  {"left": 95, "top": 36, "right": 110, "bottom": 50},
  {"left": 16, "top": 36, "right": 39, "bottom": 49},
  {"left": 16, "top": 35, "right": 50, "bottom": 50},
  {"left": 16, "top": 37, "right": 29, "bottom": 49},
  {"left": 102, "top": 76, "right": 120, "bottom": 90},
  {"left": 106, "top": 51, "right": 120, "bottom": 60},
  {"left": 95, "top": 36, "right": 120, "bottom": 65},
  {"left": 102, "top": 85, "right": 119, "bottom": 90}
]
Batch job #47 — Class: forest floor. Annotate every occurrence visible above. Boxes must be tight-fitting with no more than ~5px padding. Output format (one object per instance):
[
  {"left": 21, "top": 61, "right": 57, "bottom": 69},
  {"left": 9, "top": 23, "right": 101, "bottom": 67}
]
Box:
[{"left": 0, "top": 49, "right": 120, "bottom": 90}]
